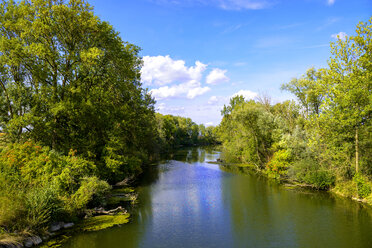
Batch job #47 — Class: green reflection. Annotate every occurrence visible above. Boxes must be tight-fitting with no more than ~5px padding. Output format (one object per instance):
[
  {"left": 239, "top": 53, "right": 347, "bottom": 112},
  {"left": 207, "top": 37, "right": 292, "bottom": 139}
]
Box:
[{"left": 62, "top": 148, "right": 372, "bottom": 248}]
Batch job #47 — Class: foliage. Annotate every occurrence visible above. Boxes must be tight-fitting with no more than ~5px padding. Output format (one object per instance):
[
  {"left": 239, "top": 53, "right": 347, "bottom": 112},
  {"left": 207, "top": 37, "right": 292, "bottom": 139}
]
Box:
[
  {"left": 64, "top": 176, "right": 111, "bottom": 214},
  {"left": 353, "top": 173, "right": 371, "bottom": 198},
  {"left": 217, "top": 18, "right": 371, "bottom": 193},
  {"left": 79, "top": 214, "right": 130, "bottom": 232},
  {"left": 332, "top": 180, "right": 358, "bottom": 199},
  {"left": 24, "top": 183, "right": 61, "bottom": 230},
  {"left": 218, "top": 98, "right": 279, "bottom": 168},
  {"left": 156, "top": 113, "right": 219, "bottom": 151},
  {"left": 0, "top": 0, "right": 156, "bottom": 182},
  {"left": 290, "top": 158, "right": 335, "bottom": 189},
  {"left": 0, "top": 141, "right": 110, "bottom": 232},
  {"left": 266, "top": 149, "right": 292, "bottom": 179}
]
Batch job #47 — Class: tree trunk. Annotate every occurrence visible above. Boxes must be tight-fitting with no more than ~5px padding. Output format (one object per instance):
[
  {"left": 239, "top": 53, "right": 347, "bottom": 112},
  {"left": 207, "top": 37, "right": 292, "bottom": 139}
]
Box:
[
  {"left": 355, "top": 127, "right": 359, "bottom": 173},
  {"left": 0, "top": 80, "right": 13, "bottom": 118}
]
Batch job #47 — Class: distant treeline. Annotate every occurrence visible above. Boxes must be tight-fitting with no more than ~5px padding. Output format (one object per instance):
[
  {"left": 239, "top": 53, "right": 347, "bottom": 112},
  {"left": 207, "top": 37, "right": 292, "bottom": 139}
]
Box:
[
  {"left": 0, "top": 0, "right": 218, "bottom": 239},
  {"left": 156, "top": 113, "right": 218, "bottom": 150},
  {"left": 217, "top": 18, "right": 371, "bottom": 200}
]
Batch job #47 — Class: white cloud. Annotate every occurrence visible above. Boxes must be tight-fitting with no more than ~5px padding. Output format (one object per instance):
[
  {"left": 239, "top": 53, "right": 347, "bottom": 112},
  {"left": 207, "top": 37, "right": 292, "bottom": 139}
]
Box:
[
  {"left": 187, "top": 85, "right": 211, "bottom": 99},
  {"left": 327, "top": 0, "right": 335, "bottom": 6},
  {"left": 331, "top": 32, "right": 347, "bottom": 41},
  {"left": 150, "top": 80, "right": 210, "bottom": 100},
  {"left": 208, "top": 95, "right": 228, "bottom": 105},
  {"left": 156, "top": 102, "right": 185, "bottom": 115},
  {"left": 208, "top": 96, "right": 219, "bottom": 104},
  {"left": 141, "top": 55, "right": 207, "bottom": 86},
  {"left": 157, "top": 102, "right": 166, "bottom": 111},
  {"left": 206, "top": 68, "right": 229, "bottom": 85},
  {"left": 143, "top": 55, "right": 229, "bottom": 100},
  {"left": 205, "top": 122, "right": 214, "bottom": 126},
  {"left": 232, "top": 90, "right": 258, "bottom": 100}
]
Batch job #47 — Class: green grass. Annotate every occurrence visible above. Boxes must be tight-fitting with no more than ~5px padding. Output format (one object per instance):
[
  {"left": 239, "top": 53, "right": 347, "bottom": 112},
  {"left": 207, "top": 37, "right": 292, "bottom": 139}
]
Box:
[
  {"left": 38, "top": 214, "right": 131, "bottom": 247},
  {"left": 79, "top": 214, "right": 130, "bottom": 232}
]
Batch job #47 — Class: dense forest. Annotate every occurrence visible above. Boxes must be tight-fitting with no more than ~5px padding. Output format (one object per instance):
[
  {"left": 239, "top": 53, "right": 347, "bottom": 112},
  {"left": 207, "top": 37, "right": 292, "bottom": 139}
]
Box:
[
  {"left": 0, "top": 0, "right": 217, "bottom": 242},
  {"left": 217, "top": 18, "right": 371, "bottom": 198}
]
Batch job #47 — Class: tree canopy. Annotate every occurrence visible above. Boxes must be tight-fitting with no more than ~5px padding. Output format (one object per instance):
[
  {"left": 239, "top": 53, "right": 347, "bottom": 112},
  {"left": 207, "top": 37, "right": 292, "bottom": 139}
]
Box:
[{"left": 217, "top": 18, "right": 372, "bottom": 193}]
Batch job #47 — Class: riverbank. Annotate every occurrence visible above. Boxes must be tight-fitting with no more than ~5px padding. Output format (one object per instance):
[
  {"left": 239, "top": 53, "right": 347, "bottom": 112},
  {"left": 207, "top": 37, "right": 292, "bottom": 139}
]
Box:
[
  {"left": 58, "top": 147, "right": 372, "bottom": 248},
  {"left": 216, "top": 160, "right": 372, "bottom": 207},
  {"left": 0, "top": 185, "right": 136, "bottom": 248}
]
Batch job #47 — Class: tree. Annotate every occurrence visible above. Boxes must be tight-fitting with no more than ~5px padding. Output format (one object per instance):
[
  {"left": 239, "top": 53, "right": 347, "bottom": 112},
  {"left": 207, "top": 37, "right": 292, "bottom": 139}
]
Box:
[
  {"left": 282, "top": 18, "right": 372, "bottom": 177},
  {"left": 0, "top": 0, "right": 156, "bottom": 181},
  {"left": 319, "top": 18, "right": 372, "bottom": 174},
  {"left": 281, "top": 67, "right": 325, "bottom": 117}
]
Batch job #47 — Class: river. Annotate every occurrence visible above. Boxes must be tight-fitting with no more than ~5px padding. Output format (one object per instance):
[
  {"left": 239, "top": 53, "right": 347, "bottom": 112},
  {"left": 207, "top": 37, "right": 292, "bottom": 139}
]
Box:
[{"left": 62, "top": 147, "right": 372, "bottom": 248}]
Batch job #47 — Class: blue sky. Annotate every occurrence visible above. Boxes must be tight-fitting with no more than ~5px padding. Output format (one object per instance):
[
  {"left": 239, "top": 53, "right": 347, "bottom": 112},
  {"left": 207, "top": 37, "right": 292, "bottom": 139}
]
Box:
[{"left": 89, "top": 0, "right": 371, "bottom": 126}]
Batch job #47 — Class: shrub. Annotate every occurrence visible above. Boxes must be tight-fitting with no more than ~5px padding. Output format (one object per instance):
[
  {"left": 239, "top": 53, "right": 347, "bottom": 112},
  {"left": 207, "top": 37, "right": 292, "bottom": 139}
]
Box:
[
  {"left": 332, "top": 180, "right": 358, "bottom": 198},
  {"left": 289, "top": 158, "right": 335, "bottom": 189},
  {"left": 65, "top": 176, "right": 111, "bottom": 214},
  {"left": 0, "top": 141, "right": 110, "bottom": 232},
  {"left": 266, "top": 149, "right": 291, "bottom": 179},
  {"left": 353, "top": 173, "right": 371, "bottom": 198},
  {"left": 25, "top": 183, "right": 62, "bottom": 230},
  {"left": 0, "top": 183, "right": 26, "bottom": 231}
]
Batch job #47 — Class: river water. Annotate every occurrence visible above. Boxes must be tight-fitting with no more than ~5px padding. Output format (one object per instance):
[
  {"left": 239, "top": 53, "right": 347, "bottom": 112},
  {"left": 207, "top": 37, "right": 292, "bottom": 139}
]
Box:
[{"left": 62, "top": 147, "right": 372, "bottom": 248}]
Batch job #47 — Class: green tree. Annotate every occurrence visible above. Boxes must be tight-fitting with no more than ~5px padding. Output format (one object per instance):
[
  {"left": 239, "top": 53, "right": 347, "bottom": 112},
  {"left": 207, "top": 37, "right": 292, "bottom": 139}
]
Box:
[
  {"left": 281, "top": 67, "right": 325, "bottom": 117},
  {"left": 0, "top": 0, "right": 156, "bottom": 181},
  {"left": 318, "top": 18, "right": 372, "bottom": 174}
]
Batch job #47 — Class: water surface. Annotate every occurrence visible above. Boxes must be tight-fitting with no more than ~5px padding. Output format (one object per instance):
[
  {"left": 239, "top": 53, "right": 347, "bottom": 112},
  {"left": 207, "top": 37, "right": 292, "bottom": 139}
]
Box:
[{"left": 62, "top": 147, "right": 372, "bottom": 248}]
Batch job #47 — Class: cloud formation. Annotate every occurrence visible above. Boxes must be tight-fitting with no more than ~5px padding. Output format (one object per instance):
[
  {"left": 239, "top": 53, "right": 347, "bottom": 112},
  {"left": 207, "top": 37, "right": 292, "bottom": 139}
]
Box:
[
  {"left": 150, "top": 81, "right": 210, "bottom": 100},
  {"left": 157, "top": 103, "right": 185, "bottom": 114},
  {"left": 232, "top": 90, "right": 258, "bottom": 100},
  {"left": 141, "top": 55, "right": 207, "bottom": 86},
  {"left": 142, "top": 55, "right": 229, "bottom": 100},
  {"left": 208, "top": 96, "right": 219, "bottom": 105},
  {"left": 206, "top": 68, "right": 229, "bottom": 85},
  {"left": 331, "top": 31, "right": 347, "bottom": 41}
]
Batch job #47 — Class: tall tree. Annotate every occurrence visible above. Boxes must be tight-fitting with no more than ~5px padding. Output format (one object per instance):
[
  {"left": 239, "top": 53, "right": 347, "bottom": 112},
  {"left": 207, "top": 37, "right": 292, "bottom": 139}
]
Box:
[
  {"left": 0, "top": 0, "right": 156, "bottom": 181},
  {"left": 320, "top": 18, "right": 372, "bottom": 174}
]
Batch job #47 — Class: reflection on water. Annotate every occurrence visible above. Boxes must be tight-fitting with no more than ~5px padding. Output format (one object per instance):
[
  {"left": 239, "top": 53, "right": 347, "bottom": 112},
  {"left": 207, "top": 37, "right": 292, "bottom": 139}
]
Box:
[{"left": 62, "top": 147, "right": 372, "bottom": 248}]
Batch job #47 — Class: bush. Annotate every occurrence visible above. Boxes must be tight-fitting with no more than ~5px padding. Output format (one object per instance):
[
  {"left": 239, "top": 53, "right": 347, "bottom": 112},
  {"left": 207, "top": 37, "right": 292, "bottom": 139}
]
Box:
[
  {"left": 0, "top": 141, "right": 111, "bottom": 233},
  {"left": 0, "top": 182, "right": 26, "bottom": 231},
  {"left": 65, "top": 176, "right": 111, "bottom": 215},
  {"left": 353, "top": 173, "right": 371, "bottom": 198},
  {"left": 289, "top": 158, "right": 335, "bottom": 189},
  {"left": 25, "top": 183, "right": 62, "bottom": 230},
  {"left": 332, "top": 180, "right": 358, "bottom": 198},
  {"left": 266, "top": 149, "right": 291, "bottom": 179}
]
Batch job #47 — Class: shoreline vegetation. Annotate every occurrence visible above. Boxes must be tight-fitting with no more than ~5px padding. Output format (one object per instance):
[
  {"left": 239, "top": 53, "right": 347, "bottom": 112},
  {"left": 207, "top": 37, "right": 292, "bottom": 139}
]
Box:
[
  {"left": 215, "top": 18, "right": 372, "bottom": 207},
  {"left": 216, "top": 161, "right": 372, "bottom": 206},
  {"left": 0, "top": 0, "right": 370, "bottom": 247}
]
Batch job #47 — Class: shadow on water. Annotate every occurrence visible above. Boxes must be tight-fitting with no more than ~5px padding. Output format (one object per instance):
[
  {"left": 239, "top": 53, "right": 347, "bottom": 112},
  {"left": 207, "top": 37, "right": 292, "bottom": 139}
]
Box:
[{"left": 62, "top": 146, "right": 372, "bottom": 248}]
